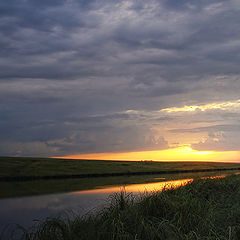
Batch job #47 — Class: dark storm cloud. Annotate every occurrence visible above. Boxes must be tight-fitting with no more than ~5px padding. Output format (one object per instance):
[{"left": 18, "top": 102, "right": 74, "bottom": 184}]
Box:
[
  {"left": 1, "top": 0, "right": 240, "bottom": 156},
  {"left": 192, "top": 130, "right": 240, "bottom": 152},
  {"left": 169, "top": 124, "right": 240, "bottom": 134}
]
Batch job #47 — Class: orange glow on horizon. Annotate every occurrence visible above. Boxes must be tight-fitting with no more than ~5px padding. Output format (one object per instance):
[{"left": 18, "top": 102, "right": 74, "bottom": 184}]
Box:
[{"left": 59, "top": 146, "right": 240, "bottom": 162}]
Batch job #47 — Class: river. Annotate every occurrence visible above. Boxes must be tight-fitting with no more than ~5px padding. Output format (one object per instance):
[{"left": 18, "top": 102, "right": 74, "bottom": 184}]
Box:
[{"left": 0, "top": 171, "right": 238, "bottom": 239}]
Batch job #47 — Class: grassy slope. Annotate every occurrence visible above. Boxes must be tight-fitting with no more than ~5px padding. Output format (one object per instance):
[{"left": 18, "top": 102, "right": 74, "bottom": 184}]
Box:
[
  {"left": 1, "top": 156, "right": 240, "bottom": 178},
  {"left": 15, "top": 174, "right": 240, "bottom": 240}
]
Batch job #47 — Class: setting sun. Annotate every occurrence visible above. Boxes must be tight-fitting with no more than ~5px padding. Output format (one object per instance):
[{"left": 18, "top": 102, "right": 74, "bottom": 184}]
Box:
[{"left": 62, "top": 146, "right": 240, "bottom": 162}]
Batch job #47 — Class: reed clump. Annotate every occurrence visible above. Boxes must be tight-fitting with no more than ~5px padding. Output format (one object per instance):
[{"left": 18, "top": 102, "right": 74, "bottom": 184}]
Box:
[{"left": 17, "top": 175, "right": 240, "bottom": 240}]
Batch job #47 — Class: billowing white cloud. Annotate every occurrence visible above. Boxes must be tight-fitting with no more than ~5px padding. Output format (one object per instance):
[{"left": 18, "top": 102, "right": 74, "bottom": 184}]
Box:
[{"left": 161, "top": 100, "right": 240, "bottom": 113}]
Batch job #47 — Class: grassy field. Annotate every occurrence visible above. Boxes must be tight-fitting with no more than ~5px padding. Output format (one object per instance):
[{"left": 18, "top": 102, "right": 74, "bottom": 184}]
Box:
[
  {"left": 12, "top": 174, "right": 240, "bottom": 240},
  {"left": 1, "top": 156, "right": 240, "bottom": 178}
]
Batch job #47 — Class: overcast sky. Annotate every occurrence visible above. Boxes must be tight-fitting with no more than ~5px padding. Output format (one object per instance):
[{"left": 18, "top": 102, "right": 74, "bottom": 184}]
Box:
[{"left": 1, "top": 0, "right": 240, "bottom": 157}]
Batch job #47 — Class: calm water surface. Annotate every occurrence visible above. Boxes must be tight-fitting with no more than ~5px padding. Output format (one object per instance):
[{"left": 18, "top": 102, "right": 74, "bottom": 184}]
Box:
[{"left": 0, "top": 171, "right": 237, "bottom": 238}]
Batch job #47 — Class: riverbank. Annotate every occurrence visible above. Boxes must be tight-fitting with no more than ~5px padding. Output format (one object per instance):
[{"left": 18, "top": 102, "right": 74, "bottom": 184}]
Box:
[
  {"left": 1, "top": 156, "right": 240, "bottom": 181},
  {"left": 1, "top": 171, "right": 238, "bottom": 199},
  {"left": 15, "top": 174, "right": 240, "bottom": 240}
]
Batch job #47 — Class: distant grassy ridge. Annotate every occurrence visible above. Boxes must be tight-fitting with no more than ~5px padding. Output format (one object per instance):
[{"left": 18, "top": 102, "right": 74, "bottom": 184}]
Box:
[
  {"left": 1, "top": 156, "right": 240, "bottom": 181},
  {"left": 12, "top": 174, "right": 240, "bottom": 240}
]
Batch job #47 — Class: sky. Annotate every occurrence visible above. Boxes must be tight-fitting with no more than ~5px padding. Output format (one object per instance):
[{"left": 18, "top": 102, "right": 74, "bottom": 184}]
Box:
[{"left": 1, "top": 0, "right": 240, "bottom": 161}]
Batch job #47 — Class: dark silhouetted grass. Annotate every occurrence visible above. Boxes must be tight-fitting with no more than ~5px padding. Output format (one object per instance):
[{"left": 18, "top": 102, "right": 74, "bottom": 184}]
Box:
[{"left": 11, "top": 174, "right": 240, "bottom": 240}]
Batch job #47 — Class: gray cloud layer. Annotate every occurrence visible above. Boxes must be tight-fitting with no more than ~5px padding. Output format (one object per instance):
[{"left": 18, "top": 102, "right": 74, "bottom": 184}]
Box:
[{"left": 1, "top": 0, "right": 240, "bottom": 156}]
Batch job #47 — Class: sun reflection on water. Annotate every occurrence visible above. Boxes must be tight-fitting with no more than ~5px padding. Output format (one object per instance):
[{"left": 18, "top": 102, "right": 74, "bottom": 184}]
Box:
[
  {"left": 71, "top": 178, "right": 193, "bottom": 194},
  {"left": 70, "top": 172, "right": 240, "bottom": 195}
]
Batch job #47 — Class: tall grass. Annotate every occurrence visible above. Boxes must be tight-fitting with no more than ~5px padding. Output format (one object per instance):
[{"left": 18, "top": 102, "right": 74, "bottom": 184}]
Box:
[{"left": 11, "top": 175, "right": 240, "bottom": 239}]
